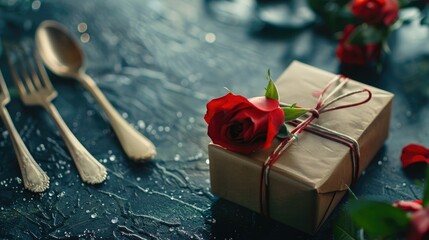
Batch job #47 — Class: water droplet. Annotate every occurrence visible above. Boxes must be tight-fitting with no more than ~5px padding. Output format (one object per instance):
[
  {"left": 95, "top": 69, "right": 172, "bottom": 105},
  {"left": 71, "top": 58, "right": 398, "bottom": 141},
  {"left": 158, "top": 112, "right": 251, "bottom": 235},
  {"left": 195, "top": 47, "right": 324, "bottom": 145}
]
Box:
[
  {"left": 15, "top": 177, "right": 22, "bottom": 184},
  {"left": 57, "top": 173, "right": 63, "bottom": 178},
  {"left": 121, "top": 112, "right": 128, "bottom": 119},
  {"left": 111, "top": 217, "right": 118, "bottom": 224},
  {"left": 402, "top": 182, "right": 407, "bottom": 187},
  {"left": 137, "top": 120, "right": 146, "bottom": 129},
  {"left": 406, "top": 111, "right": 412, "bottom": 117},
  {"left": 164, "top": 126, "right": 170, "bottom": 132},
  {"left": 2, "top": 131, "right": 9, "bottom": 139},
  {"left": 77, "top": 22, "right": 87, "bottom": 33},
  {"left": 80, "top": 33, "right": 90, "bottom": 43},
  {"left": 188, "top": 117, "right": 195, "bottom": 123},
  {"left": 205, "top": 33, "right": 216, "bottom": 43},
  {"left": 36, "top": 144, "right": 46, "bottom": 152},
  {"left": 176, "top": 112, "right": 182, "bottom": 118},
  {"left": 91, "top": 213, "right": 97, "bottom": 218},
  {"left": 377, "top": 161, "right": 382, "bottom": 166},
  {"left": 205, "top": 159, "right": 209, "bottom": 165},
  {"left": 31, "top": 0, "right": 41, "bottom": 10},
  {"left": 136, "top": 177, "right": 141, "bottom": 181},
  {"left": 109, "top": 155, "right": 116, "bottom": 161},
  {"left": 48, "top": 191, "right": 54, "bottom": 197},
  {"left": 169, "top": 227, "right": 175, "bottom": 231},
  {"left": 174, "top": 154, "right": 180, "bottom": 161}
]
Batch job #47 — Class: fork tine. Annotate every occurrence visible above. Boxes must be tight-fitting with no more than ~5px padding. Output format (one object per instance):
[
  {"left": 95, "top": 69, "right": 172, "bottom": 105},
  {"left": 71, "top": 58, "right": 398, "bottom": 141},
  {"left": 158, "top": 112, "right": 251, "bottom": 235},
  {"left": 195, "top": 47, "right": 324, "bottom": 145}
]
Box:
[
  {"left": 33, "top": 48, "right": 54, "bottom": 91},
  {"left": 21, "top": 44, "right": 44, "bottom": 91},
  {"left": 6, "top": 47, "right": 28, "bottom": 96},
  {"left": 15, "top": 44, "right": 37, "bottom": 93}
]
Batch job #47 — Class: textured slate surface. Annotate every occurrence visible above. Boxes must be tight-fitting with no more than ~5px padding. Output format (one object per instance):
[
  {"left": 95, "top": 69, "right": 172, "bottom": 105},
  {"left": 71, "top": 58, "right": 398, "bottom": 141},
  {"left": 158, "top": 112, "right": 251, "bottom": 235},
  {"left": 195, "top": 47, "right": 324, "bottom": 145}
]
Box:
[{"left": 0, "top": 0, "right": 428, "bottom": 239}]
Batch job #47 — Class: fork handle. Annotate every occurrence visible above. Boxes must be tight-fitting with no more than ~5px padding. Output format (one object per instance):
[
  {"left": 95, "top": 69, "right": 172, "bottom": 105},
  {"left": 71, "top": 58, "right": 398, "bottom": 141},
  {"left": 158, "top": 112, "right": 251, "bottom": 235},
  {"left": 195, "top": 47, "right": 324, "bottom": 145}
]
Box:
[
  {"left": 0, "top": 107, "right": 49, "bottom": 192},
  {"left": 78, "top": 73, "right": 156, "bottom": 161},
  {"left": 44, "top": 102, "right": 107, "bottom": 184}
]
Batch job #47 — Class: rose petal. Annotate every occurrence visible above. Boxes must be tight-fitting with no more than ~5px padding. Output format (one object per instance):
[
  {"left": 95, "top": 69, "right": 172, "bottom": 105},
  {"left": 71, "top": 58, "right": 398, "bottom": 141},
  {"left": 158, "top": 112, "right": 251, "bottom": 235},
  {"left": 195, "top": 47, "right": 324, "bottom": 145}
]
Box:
[
  {"left": 400, "top": 144, "right": 429, "bottom": 168},
  {"left": 249, "top": 96, "right": 281, "bottom": 112},
  {"left": 393, "top": 200, "right": 423, "bottom": 212},
  {"left": 262, "top": 108, "right": 285, "bottom": 149},
  {"left": 204, "top": 93, "right": 252, "bottom": 124}
]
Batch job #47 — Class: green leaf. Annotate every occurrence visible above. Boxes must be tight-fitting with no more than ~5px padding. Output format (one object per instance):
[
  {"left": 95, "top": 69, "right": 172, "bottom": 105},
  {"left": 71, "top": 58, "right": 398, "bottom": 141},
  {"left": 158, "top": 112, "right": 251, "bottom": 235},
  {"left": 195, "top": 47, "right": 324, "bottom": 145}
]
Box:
[
  {"left": 348, "top": 24, "right": 385, "bottom": 45},
  {"left": 347, "top": 200, "right": 410, "bottom": 238},
  {"left": 334, "top": 202, "right": 362, "bottom": 240},
  {"left": 265, "top": 69, "right": 279, "bottom": 101},
  {"left": 334, "top": 225, "right": 357, "bottom": 240},
  {"left": 276, "top": 124, "right": 290, "bottom": 140},
  {"left": 281, "top": 107, "right": 310, "bottom": 122},
  {"left": 423, "top": 166, "right": 429, "bottom": 207}
]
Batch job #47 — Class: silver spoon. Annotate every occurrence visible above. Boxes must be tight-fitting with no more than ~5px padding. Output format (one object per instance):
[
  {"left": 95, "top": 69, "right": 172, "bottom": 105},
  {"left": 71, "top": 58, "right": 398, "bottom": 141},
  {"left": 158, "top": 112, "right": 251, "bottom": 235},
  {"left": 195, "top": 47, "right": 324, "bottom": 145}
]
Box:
[{"left": 35, "top": 20, "right": 156, "bottom": 161}]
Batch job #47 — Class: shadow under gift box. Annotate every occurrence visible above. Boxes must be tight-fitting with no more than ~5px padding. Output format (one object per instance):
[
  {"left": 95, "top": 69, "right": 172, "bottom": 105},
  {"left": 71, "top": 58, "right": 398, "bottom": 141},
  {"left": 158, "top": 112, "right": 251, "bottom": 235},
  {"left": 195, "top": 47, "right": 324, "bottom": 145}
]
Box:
[{"left": 208, "top": 61, "right": 394, "bottom": 234}]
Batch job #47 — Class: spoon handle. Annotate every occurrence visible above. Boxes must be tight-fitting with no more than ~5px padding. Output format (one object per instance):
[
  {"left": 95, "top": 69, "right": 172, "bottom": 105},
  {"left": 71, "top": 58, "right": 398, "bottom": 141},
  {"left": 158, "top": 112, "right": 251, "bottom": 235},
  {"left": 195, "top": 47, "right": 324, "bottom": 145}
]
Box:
[
  {"left": 78, "top": 73, "right": 156, "bottom": 161},
  {"left": 44, "top": 102, "right": 107, "bottom": 184},
  {"left": 0, "top": 106, "right": 49, "bottom": 192}
]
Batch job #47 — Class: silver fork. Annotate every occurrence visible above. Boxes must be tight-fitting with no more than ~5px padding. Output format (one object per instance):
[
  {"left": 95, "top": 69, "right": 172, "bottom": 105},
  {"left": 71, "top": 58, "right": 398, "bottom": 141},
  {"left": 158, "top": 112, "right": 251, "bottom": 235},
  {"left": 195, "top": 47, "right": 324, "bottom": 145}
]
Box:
[
  {"left": 0, "top": 70, "right": 49, "bottom": 192},
  {"left": 6, "top": 43, "right": 107, "bottom": 184}
]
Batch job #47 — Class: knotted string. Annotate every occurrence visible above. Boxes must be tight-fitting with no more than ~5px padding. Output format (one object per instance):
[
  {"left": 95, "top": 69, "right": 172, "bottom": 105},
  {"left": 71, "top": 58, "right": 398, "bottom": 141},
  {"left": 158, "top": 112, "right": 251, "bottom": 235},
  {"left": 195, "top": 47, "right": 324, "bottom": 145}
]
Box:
[{"left": 259, "top": 75, "right": 372, "bottom": 216}]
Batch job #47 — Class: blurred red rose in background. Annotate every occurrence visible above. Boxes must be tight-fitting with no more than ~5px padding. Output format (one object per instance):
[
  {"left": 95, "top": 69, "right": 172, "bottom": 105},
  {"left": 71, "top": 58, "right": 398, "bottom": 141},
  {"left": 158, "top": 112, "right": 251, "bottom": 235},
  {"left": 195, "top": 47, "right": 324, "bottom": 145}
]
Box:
[
  {"left": 336, "top": 25, "right": 382, "bottom": 65},
  {"left": 351, "top": 0, "right": 399, "bottom": 26}
]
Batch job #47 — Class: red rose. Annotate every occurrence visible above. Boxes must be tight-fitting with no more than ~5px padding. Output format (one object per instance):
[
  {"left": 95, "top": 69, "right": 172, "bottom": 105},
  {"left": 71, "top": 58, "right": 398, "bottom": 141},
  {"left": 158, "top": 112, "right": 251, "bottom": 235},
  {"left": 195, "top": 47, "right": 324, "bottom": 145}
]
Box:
[
  {"left": 204, "top": 93, "right": 284, "bottom": 154},
  {"left": 351, "top": 0, "right": 399, "bottom": 26},
  {"left": 408, "top": 208, "right": 429, "bottom": 240},
  {"left": 336, "top": 25, "right": 382, "bottom": 65}
]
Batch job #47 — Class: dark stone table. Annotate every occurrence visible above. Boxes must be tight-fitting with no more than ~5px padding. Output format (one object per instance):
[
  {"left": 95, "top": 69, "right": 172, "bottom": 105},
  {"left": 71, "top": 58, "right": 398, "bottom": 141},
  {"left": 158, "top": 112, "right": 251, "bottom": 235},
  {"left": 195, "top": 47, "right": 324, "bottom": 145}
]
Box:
[{"left": 0, "top": 0, "right": 428, "bottom": 239}]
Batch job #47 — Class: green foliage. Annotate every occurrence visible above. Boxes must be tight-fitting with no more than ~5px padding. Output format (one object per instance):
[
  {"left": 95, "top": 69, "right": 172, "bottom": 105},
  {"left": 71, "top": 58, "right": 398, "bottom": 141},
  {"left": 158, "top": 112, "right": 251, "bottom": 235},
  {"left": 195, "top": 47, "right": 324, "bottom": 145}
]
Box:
[
  {"left": 265, "top": 69, "right": 279, "bottom": 101},
  {"left": 276, "top": 124, "right": 291, "bottom": 139},
  {"left": 348, "top": 200, "right": 410, "bottom": 238},
  {"left": 334, "top": 208, "right": 361, "bottom": 240},
  {"left": 281, "top": 107, "right": 310, "bottom": 122},
  {"left": 307, "top": 0, "right": 357, "bottom": 33},
  {"left": 348, "top": 24, "right": 385, "bottom": 45}
]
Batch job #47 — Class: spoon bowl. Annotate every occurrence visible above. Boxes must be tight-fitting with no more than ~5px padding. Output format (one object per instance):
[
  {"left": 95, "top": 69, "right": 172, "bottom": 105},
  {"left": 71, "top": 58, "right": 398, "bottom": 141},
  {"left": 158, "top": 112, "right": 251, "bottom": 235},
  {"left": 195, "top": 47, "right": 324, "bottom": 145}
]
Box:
[
  {"left": 36, "top": 20, "right": 157, "bottom": 161},
  {"left": 36, "top": 21, "right": 84, "bottom": 78}
]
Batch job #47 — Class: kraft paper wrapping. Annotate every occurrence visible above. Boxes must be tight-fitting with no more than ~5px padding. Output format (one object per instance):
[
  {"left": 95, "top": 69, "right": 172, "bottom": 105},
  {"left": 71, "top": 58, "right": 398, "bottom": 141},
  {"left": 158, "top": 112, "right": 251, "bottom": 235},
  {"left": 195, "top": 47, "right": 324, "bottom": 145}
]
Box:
[{"left": 208, "top": 61, "right": 394, "bottom": 234}]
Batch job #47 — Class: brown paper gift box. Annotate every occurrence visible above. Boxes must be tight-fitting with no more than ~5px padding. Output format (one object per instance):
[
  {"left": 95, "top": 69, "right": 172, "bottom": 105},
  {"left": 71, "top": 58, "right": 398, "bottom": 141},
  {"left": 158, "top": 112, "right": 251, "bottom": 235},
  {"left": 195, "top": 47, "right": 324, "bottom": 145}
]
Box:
[{"left": 208, "top": 61, "right": 394, "bottom": 234}]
